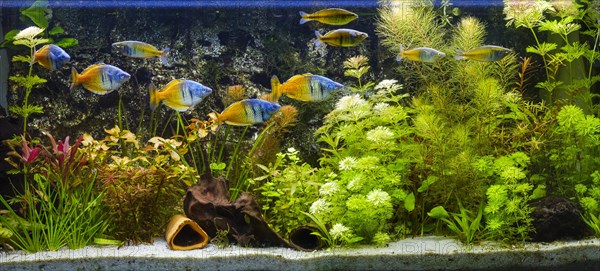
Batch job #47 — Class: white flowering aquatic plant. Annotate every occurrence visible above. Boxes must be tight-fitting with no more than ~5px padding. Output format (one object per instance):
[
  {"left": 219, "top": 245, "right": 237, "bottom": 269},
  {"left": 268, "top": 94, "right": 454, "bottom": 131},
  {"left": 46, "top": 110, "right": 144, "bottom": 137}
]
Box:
[{"left": 312, "top": 80, "right": 413, "bottom": 245}]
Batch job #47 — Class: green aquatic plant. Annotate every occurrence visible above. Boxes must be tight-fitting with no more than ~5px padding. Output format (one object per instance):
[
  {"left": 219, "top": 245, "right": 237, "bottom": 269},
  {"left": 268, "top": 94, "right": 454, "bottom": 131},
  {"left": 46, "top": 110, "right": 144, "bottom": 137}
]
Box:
[
  {"left": 312, "top": 80, "right": 412, "bottom": 244},
  {"left": 80, "top": 126, "right": 197, "bottom": 244},
  {"left": 475, "top": 152, "right": 541, "bottom": 243},
  {"left": 343, "top": 55, "right": 375, "bottom": 93},
  {"left": 503, "top": 0, "right": 600, "bottom": 110},
  {"left": 575, "top": 171, "right": 600, "bottom": 237},
  {"left": 428, "top": 201, "right": 484, "bottom": 245},
  {"left": 545, "top": 105, "right": 600, "bottom": 195},
  {"left": 1, "top": 134, "right": 107, "bottom": 252},
  {"left": 253, "top": 148, "right": 321, "bottom": 237},
  {"left": 7, "top": 26, "right": 48, "bottom": 133}
]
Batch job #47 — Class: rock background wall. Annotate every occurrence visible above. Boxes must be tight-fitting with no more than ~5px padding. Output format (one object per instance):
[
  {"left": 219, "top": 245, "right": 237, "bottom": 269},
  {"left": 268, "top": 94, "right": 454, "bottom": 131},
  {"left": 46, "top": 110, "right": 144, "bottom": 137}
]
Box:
[{"left": 2, "top": 5, "right": 381, "bottom": 164}]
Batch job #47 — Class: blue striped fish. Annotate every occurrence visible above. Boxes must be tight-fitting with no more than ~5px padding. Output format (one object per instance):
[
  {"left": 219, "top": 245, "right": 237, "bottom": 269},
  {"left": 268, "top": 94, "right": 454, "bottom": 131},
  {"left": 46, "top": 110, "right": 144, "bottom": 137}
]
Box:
[
  {"left": 149, "top": 79, "right": 212, "bottom": 112},
  {"left": 33, "top": 44, "right": 70, "bottom": 70},
  {"left": 208, "top": 99, "right": 281, "bottom": 126},
  {"left": 270, "top": 73, "right": 344, "bottom": 102},
  {"left": 70, "top": 64, "right": 130, "bottom": 95}
]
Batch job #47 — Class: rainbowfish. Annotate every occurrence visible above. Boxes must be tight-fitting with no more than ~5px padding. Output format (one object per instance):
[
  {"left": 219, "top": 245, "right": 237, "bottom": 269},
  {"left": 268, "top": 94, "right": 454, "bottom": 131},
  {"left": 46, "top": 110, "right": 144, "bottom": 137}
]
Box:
[
  {"left": 112, "top": 41, "right": 170, "bottom": 65},
  {"left": 70, "top": 64, "right": 130, "bottom": 95},
  {"left": 149, "top": 79, "right": 212, "bottom": 112},
  {"left": 208, "top": 99, "right": 281, "bottom": 126},
  {"left": 396, "top": 44, "right": 445, "bottom": 63},
  {"left": 455, "top": 45, "right": 512, "bottom": 62},
  {"left": 271, "top": 73, "right": 344, "bottom": 102},
  {"left": 32, "top": 44, "right": 70, "bottom": 70},
  {"left": 314, "top": 29, "right": 368, "bottom": 47},
  {"left": 299, "top": 8, "right": 358, "bottom": 25}
]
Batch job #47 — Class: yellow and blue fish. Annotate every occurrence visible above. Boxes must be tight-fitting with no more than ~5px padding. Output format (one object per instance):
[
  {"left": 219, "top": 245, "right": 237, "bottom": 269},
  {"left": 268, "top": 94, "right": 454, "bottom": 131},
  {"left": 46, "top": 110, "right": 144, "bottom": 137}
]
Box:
[
  {"left": 270, "top": 73, "right": 344, "bottom": 102},
  {"left": 299, "top": 8, "right": 358, "bottom": 25},
  {"left": 32, "top": 44, "right": 70, "bottom": 70},
  {"left": 396, "top": 44, "right": 446, "bottom": 63},
  {"left": 149, "top": 79, "right": 212, "bottom": 112},
  {"left": 208, "top": 99, "right": 281, "bottom": 126},
  {"left": 455, "top": 45, "right": 511, "bottom": 62},
  {"left": 112, "top": 41, "right": 170, "bottom": 65},
  {"left": 314, "top": 29, "right": 368, "bottom": 47},
  {"left": 70, "top": 64, "right": 130, "bottom": 95}
]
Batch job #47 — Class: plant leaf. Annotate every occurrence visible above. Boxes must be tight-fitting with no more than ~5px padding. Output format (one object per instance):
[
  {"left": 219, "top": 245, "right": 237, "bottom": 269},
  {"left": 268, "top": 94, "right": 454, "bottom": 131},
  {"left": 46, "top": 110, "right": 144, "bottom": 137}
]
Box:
[
  {"left": 404, "top": 192, "right": 415, "bottom": 212},
  {"left": 54, "top": 38, "right": 78, "bottom": 48},
  {"left": 20, "top": 0, "right": 49, "bottom": 28},
  {"left": 427, "top": 206, "right": 449, "bottom": 218},
  {"left": 49, "top": 26, "right": 64, "bottom": 35}
]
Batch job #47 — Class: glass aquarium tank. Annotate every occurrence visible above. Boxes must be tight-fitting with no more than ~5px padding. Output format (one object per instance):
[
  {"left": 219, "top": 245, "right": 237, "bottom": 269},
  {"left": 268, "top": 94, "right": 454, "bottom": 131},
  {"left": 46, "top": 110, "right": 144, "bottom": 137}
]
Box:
[{"left": 0, "top": 0, "right": 599, "bottom": 270}]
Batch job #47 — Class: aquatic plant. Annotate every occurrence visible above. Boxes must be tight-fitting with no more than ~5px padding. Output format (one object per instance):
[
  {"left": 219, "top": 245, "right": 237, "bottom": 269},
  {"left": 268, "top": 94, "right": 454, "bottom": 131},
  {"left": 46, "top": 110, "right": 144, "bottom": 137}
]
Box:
[
  {"left": 312, "top": 79, "right": 412, "bottom": 244},
  {"left": 545, "top": 105, "right": 600, "bottom": 195},
  {"left": 343, "top": 55, "right": 375, "bottom": 93},
  {"left": 253, "top": 148, "right": 321, "bottom": 237},
  {"left": 7, "top": 26, "right": 48, "bottom": 133},
  {"left": 503, "top": 0, "right": 600, "bottom": 110},
  {"left": 1, "top": 134, "right": 107, "bottom": 252},
  {"left": 428, "top": 201, "right": 484, "bottom": 245},
  {"left": 80, "top": 126, "right": 197, "bottom": 244},
  {"left": 576, "top": 171, "right": 600, "bottom": 237},
  {"left": 475, "top": 152, "right": 541, "bottom": 243}
]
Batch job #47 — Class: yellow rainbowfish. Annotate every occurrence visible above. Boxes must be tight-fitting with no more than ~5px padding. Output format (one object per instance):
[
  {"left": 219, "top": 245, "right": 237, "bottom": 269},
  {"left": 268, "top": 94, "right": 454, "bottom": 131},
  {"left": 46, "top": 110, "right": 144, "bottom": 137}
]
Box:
[
  {"left": 299, "top": 8, "right": 358, "bottom": 25},
  {"left": 314, "top": 29, "right": 368, "bottom": 47},
  {"left": 455, "top": 45, "right": 512, "bottom": 62},
  {"left": 396, "top": 44, "right": 446, "bottom": 63},
  {"left": 112, "top": 41, "right": 170, "bottom": 65}
]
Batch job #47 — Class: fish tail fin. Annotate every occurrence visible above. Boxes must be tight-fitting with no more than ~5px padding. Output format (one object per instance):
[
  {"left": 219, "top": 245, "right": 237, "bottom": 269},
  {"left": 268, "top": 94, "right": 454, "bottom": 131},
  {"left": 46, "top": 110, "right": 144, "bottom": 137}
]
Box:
[
  {"left": 396, "top": 44, "right": 404, "bottom": 62},
  {"left": 149, "top": 83, "right": 160, "bottom": 111},
  {"left": 454, "top": 49, "right": 466, "bottom": 60},
  {"left": 270, "top": 75, "right": 281, "bottom": 102},
  {"left": 314, "top": 31, "right": 323, "bottom": 47},
  {"left": 70, "top": 67, "right": 80, "bottom": 91},
  {"left": 160, "top": 48, "right": 170, "bottom": 66},
  {"left": 208, "top": 111, "right": 223, "bottom": 125},
  {"left": 299, "top": 11, "right": 309, "bottom": 24}
]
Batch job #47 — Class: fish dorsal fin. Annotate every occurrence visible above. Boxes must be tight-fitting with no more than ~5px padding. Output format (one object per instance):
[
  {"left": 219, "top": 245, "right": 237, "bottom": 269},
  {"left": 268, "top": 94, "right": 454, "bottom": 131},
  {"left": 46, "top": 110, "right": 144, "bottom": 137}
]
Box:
[
  {"left": 81, "top": 63, "right": 105, "bottom": 73},
  {"left": 161, "top": 79, "right": 185, "bottom": 92},
  {"left": 302, "top": 73, "right": 313, "bottom": 77}
]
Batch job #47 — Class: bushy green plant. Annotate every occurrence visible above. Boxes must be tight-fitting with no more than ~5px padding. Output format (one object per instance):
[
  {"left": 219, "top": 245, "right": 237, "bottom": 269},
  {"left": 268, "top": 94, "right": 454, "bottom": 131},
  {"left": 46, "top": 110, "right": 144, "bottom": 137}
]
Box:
[
  {"left": 80, "top": 126, "right": 197, "bottom": 244},
  {"left": 545, "top": 105, "right": 600, "bottom": 194},
  {"left": 311, "top": 79, "right": 412, "bottom": 244},
  {"left": 475, "top": 152, "right": 542, "bottom": 243},
  {"left": 503, "top": 0, "right": 600, "bottom": 109},
  {"left": 575, "top": 170, "right": 600, "bottom": 237},
  {"left": 1, "top": 134, "right": 107, "bottom": 252},
  {"left": 253, "top": 148, "right": 321, "bottom": 237}
]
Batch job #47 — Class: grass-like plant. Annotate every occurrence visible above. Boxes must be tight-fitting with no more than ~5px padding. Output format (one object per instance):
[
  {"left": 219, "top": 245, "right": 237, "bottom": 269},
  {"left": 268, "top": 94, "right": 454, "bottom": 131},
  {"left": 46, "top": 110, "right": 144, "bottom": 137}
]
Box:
[
  {"left": 1, "top": 134, "right": 107, "bottom": 252},
  {"left": 428, "top": 201, "right": 484, "bottom": 245}
]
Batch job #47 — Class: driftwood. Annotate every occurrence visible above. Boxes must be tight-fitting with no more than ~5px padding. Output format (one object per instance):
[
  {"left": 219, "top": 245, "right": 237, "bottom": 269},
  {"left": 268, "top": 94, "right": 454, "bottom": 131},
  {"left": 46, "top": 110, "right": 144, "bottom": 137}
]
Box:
[{"left": 183, "top": 149, "right": 290, "bottom": 247}]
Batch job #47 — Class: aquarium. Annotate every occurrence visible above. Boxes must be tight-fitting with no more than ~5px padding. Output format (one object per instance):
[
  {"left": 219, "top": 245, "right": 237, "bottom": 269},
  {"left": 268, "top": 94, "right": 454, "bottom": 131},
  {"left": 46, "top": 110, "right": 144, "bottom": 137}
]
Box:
[{"left": 0, "top": 0, "right": 599, "bottom": 270}]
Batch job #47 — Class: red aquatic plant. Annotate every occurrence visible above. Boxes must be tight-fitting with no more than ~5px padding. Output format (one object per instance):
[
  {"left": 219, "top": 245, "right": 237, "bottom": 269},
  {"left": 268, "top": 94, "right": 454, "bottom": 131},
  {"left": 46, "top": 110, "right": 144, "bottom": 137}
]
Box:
[{"left": 39, "top": 132, "right": 87, "bottom": 188}]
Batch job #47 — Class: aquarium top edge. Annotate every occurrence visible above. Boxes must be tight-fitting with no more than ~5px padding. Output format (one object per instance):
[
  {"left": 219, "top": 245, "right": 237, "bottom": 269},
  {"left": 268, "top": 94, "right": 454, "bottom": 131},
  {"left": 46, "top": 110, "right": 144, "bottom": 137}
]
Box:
[{"left": 1, "top": 0, "right": 504, "bottom": 9}]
